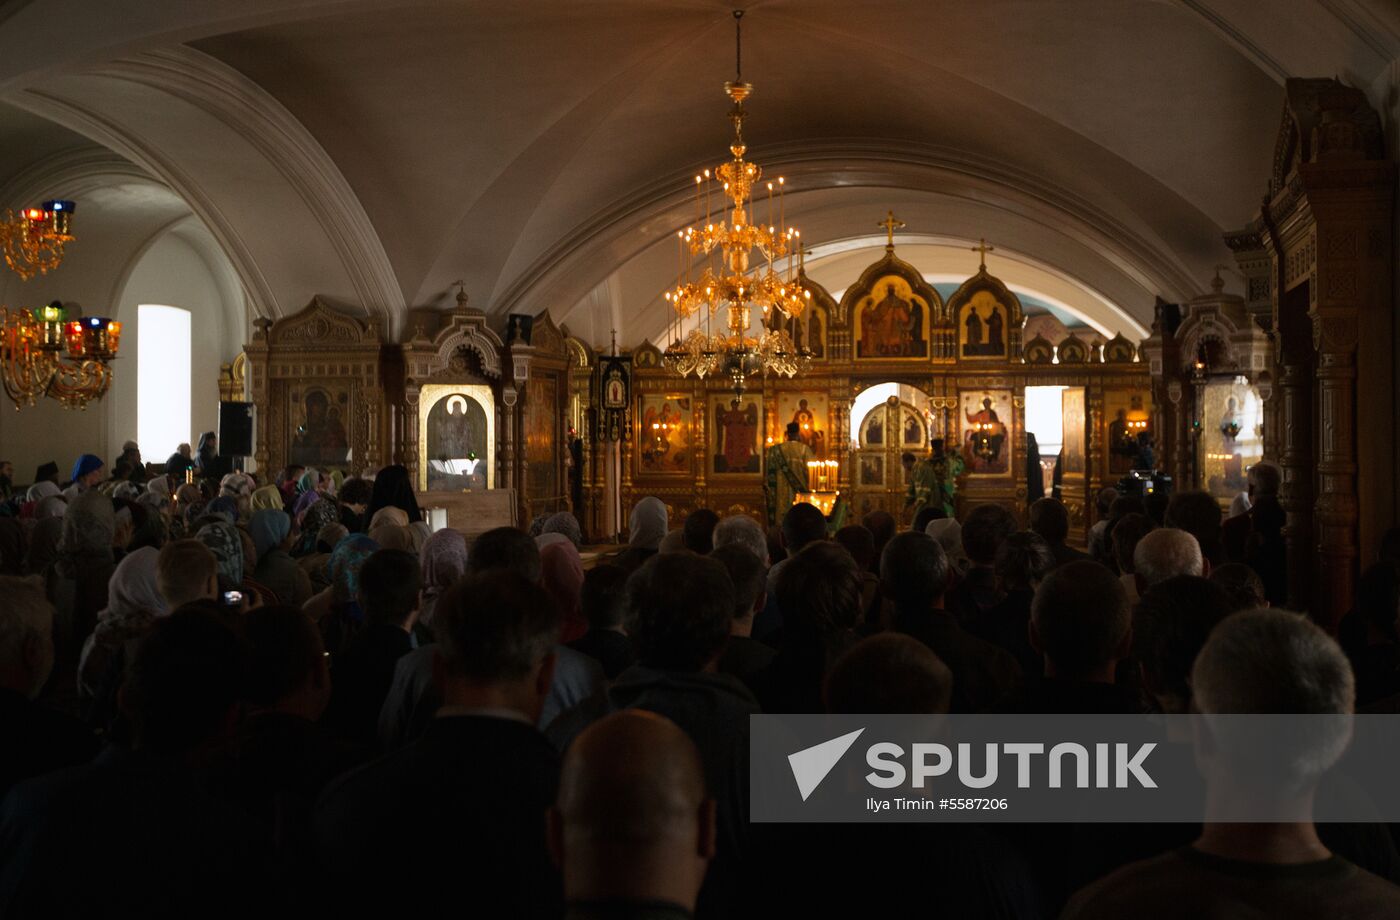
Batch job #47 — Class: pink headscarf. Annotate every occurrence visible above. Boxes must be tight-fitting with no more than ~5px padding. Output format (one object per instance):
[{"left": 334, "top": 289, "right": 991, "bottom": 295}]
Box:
[
  {"left": 420, "top": 527, "right": 468, "bottom": 627},
  {"left": 540, "top": 541, "right": 586, "bottom": 644}
]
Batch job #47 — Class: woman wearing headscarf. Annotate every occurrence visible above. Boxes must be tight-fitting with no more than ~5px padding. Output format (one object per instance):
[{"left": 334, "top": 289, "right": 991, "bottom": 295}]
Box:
[
  {"left": 367, "top": 521, "right": 414, "bottom": 552},
  {"left": 18, "top": 480, "right": 61, "bottom": 523},
  {"left": 926, "top": 518, "right": 971, "bottom": 578},
  {"left": 295, "top": 498, "right": 341, "bottom": 557},
  {"left": 169, "top": 482, "right": 207, "bottom": 540},
  {"left": 250, "top": 484, "right": 282, "bottom": 513},
  {"left": 540, "top": 540, "right": 587, "bottom": 644},
  {"left": 297, "top": 468, "right": 323, "bottom": 496},
  {"left": 220, "top": 471, "right": 255, "bottom": 498},
  {"left": 249, "top": 508, "right": 312, "bottom": 607},
  {"left": 541, "top": 511, "right": 583, "bottom": 548},
  {"left": 197, "top": 519, "right": 244, "bottom": 590},
  {"left": 125, "top": 501, "right": 166, "bottom": 552},
  {"left": 208, "top": 495, "right": 241, "bottom": 524},
  {"left": 110, "top": 481, "right": 142, "bottom": 502},
  {"left": 611, "top": 496, "right": 667, "bottom": 572},
  {"left": 25, "top": 480, "right": 60, "bottom": 504},
  {"left": 305, "top": 534, "right": 379, "bottom": 654},
  {"left": 235, "top": 528, "right": 278, "bottom": 607},
  {"left": 77, "top": 546, "right": 167, "bottom": 706},
  {"left": 407, "top": 520, "right": 431, "bottom": 553},
  {"left": 364, "top": 464, "right": 421, "bottom": 525},
  {"left": 292, "top": 486, "right": 326, "bottom": 522},
  {"left": 48, "top": 490, "right": 117, "bottom": 711},
  {"left": 368, "top": 506, "right": 409, "bottom": 530},
  {"left": 136, "top": 489, "right": 169, "bottom": 522},
  {"left": 418, "top": 527, "right": 467, "bottom": 634},
  {"left": 298, "top": 521, "right": 349, "bottom": 593}
]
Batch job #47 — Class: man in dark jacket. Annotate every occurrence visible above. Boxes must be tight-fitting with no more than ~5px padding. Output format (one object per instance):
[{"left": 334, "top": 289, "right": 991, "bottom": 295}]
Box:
[{"left": 316, "top": 572, "right": 563, "bottom": 917}]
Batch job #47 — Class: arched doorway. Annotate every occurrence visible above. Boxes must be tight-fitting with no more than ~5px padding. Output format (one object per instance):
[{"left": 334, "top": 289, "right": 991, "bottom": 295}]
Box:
[{"left": 849, "top": 382, "right": 935, "bottom": 518}]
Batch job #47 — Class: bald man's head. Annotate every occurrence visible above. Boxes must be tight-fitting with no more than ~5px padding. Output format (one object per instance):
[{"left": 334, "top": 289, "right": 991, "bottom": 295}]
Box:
[
  {"left": 550, "top": 711, "right": 715, "bottom": 908},
  {"left": 558, "top": 710, "right": 707, "bottom": 841}
]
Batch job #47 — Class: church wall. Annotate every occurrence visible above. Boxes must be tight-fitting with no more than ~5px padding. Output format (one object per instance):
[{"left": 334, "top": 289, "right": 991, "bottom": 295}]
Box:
[{"left": 110, "top": 231, "right": 242, "bottom": 464}]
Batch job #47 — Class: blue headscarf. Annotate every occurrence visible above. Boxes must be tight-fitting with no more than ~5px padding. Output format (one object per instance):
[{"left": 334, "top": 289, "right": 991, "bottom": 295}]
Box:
[
  {"left": 249, "top": 508, "right": 291, "bottom": 559},
  {"left": 208, "top": 496, "right": 240, "bottom": 523},
  {"left": 71, "top": 453, "right": 104, "bottom": 483},
  {"left": 328, "top": 534, "right": 379, "bottom": 621}
]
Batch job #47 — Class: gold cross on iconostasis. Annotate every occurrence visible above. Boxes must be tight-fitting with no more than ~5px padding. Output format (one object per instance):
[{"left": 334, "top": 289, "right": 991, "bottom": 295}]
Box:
[
  {"left": 878, "top": 210, "right": 905, "bottom": 249},
  {"left": 970, "top": 238, "right": 995, "bottom": 269}
]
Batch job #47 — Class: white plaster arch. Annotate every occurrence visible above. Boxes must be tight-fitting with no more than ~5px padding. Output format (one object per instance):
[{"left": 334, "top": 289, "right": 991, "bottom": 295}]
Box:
[{"left": 9, "top": 46, "right": 403, "bottom": 328}]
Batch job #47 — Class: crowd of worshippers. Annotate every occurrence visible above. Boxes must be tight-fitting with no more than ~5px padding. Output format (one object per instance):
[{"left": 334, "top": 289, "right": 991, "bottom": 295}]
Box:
[{"left": 3, "top": 446, "right": 1400, "bottom": 918}]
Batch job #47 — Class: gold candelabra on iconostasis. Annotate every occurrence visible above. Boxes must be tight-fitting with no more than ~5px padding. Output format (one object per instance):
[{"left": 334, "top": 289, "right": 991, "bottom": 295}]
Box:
[{"left": 797, "top": 459, "right": 840, "bottom": 516}]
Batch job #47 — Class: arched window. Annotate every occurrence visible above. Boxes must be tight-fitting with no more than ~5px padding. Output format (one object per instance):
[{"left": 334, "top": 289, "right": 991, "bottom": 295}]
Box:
[{"left": 137, "top": 304, "right": 191, "bottom": 461}]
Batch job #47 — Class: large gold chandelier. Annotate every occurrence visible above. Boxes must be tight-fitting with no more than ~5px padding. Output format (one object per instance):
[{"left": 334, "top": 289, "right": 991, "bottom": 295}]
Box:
[
  {"left": 1, "top": 301, "right": 120, "bottom": 409},
  {"left": 1, "top": 200, "right": 75, "bottom": 281},
  {"left": 662, "top": 10, "right": 811, "bottom": 398}
]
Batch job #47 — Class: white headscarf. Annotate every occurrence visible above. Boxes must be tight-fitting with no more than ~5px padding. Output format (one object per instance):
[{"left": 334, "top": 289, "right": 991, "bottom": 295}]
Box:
[
  {"left": 628, "top": 497, "right": 668, "bottom": 551},
  {"left": 926, "top": 518, "right": 970, "bottom": 575},
  {"left": 98, "top": 546, "right": 168, "bottom": 621},
  {"left": 26, "top": 481, "right": 60, "bottom": 503},
  {"left": 35, "top": 495, "right": 67, "bottom": 519},
  {"left": 111, "top": 481, "right": 142, "bottom": 502}
]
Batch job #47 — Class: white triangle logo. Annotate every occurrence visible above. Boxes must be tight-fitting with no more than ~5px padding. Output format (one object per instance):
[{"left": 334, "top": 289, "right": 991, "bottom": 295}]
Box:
[{"left": 787, "top": 728, "right": 865, "bottom": 801}]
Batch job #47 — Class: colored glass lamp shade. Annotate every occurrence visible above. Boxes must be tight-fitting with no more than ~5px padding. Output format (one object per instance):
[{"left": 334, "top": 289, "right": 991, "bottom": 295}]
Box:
[{"left": 41, "top": 200, "right": 74, "bottom": 236}]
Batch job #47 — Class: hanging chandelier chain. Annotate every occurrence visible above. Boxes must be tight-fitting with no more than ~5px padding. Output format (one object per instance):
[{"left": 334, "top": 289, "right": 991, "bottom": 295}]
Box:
[{"left": 734, "top": 9, "right": 744, "bottom": 83}]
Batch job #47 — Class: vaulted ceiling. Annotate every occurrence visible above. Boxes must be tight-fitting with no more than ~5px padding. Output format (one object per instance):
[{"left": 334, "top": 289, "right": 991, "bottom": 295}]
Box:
[{"left": 0, "top": 0, "right": 1395, "bottom": 346}]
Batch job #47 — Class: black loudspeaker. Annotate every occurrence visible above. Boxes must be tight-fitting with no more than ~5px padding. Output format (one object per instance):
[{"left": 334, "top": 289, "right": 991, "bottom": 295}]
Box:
[{"left": 219, "top": 401, "right": 255, "bottom": 457}]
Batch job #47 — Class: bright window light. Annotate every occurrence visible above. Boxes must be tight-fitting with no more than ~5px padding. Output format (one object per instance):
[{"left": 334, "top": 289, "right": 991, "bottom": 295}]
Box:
[
  {"left": 137, "top": 304, "right": 191, "bottom": 461},
  {"left": 850, "top": 383, "right": 900, "bottom": 446},
  {"left": 1024, "top": 385, "right": 1066, "bottom": 460}
]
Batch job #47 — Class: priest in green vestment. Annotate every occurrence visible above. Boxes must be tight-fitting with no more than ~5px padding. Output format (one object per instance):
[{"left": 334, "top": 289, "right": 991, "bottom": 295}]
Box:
[
  {"left": 906, "top": 437, "right": 964, "bottom": 521},
  {"left": 765, "top": 422, "right": 815, "bottom": 527}
]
